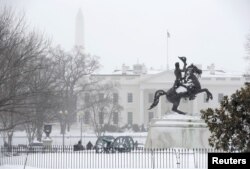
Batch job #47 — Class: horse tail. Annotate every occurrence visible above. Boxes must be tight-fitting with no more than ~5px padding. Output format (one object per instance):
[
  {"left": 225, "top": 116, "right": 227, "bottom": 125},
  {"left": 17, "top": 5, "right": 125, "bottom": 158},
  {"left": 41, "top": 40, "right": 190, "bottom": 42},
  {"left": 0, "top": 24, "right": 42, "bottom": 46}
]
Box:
[{"left": 148, "top": 90, "right": 167, "bottom": 110}]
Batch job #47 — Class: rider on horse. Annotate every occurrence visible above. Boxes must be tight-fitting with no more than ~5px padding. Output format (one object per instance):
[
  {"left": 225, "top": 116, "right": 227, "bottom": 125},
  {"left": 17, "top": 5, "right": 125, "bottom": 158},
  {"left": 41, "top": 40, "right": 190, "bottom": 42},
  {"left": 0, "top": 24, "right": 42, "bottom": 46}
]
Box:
[
  {"left": 173, "top": 56, "right": 187, "bottom": 90},
  {"left": 174, "top": 57, "right": 196, "bottom": 100},
  {"left": 149, "top": 57, "right": 213, "bottom": 115}
]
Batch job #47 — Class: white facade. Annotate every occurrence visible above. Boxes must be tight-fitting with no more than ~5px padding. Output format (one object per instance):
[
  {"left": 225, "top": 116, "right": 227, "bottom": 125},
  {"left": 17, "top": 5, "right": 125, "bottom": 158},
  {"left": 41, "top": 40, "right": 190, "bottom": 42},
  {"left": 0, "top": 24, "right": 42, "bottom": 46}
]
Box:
[{"left": 89, "top": 66, "right": 248, "bottom": 127}]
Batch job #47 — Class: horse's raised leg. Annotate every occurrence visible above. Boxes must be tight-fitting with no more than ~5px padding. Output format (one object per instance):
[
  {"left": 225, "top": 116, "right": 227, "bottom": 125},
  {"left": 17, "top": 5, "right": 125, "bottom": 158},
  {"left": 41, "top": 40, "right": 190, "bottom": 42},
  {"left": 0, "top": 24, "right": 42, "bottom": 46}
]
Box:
[
  {"left": 148, "top": 90, "right": 166, "bottom": 110},
  {"left": 197, "top": 88, "right": 213, "bottom": 101},
  {"left": 172, "top": 101, "right": 186, "bottom": 115},
  {"left": 206, "top": 89, "right": 213, "bottom": 100}
]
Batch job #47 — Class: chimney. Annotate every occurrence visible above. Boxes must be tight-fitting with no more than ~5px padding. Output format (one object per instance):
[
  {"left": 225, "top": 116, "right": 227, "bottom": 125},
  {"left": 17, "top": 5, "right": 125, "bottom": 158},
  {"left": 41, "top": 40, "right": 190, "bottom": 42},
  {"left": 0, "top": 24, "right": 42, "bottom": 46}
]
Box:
[
  {"left": 122, "top": 64, "right": 128, "bottom": 75},
  {"left": 207, "top": 64, "right": 215, "bottom": 75}
]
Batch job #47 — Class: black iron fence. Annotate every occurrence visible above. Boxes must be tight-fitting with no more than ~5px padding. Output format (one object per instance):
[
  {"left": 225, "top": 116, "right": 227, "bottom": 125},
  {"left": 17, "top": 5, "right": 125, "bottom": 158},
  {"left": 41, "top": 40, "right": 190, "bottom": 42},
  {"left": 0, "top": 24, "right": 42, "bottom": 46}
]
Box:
[{"left": 0, "top": 146, "right": 223, "bottom": 168}]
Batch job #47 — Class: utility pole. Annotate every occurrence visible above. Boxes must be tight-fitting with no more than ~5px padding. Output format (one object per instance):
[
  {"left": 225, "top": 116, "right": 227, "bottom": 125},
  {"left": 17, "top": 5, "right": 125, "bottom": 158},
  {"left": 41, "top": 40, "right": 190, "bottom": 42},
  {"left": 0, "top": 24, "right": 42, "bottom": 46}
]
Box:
[{"left": 80, "top": 115, "right": 83, "bottom": 142}]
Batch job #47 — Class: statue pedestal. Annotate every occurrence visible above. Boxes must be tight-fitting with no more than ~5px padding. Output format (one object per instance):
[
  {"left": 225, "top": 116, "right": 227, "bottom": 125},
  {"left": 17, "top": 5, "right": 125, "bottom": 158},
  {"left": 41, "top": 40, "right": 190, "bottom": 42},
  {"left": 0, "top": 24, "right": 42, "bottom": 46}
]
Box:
[
  {"left": 145, "top": 113, "right": 211, "bottom": 148},
  {"left": 42, "top": 137, "right": 53, "bottom": 147}
]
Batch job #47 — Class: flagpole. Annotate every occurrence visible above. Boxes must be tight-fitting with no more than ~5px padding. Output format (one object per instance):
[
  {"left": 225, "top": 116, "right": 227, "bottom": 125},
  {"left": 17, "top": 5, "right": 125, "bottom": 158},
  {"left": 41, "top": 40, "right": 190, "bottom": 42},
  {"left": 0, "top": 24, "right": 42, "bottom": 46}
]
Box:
[{"left": 167, "top": 30, "right": 170, "bottom": 70}]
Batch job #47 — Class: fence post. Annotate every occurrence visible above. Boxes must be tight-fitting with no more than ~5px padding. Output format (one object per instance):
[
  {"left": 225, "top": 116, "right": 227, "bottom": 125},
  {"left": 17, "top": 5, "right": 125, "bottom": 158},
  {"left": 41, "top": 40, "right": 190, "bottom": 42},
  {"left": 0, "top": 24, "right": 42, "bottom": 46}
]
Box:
[
  {"left": 23, "top": 146, "right": 30, "bottom": 169},
  {"left": 151, "top": 149, "right": 155, "bottom": 169},
  {"left": 174, "top": 149, "right": 180, "bottom": 168}
]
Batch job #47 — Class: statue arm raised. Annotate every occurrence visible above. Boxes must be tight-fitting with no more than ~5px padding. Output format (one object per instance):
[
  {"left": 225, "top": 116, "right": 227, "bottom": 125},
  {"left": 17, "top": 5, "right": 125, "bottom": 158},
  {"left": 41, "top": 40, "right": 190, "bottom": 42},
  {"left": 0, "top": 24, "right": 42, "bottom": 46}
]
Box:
[{"left": 178, "top": 56, "right": 187, "bottom": 72}]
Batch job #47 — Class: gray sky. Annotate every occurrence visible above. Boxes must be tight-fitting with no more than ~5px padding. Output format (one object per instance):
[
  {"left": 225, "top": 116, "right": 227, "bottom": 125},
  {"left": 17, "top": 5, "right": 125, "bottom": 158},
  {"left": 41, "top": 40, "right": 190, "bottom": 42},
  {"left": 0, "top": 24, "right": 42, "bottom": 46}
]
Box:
[{"left": 2, "top": 0, "right": 250, "bottom": 74}]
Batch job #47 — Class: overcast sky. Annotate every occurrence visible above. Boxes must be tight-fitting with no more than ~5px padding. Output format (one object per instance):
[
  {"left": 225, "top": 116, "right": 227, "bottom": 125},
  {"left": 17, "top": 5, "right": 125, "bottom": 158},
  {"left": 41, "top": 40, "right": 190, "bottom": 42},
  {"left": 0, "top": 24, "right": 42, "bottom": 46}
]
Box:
[{"left": 1, "top": 0, "right": 250, "bottom": 74}]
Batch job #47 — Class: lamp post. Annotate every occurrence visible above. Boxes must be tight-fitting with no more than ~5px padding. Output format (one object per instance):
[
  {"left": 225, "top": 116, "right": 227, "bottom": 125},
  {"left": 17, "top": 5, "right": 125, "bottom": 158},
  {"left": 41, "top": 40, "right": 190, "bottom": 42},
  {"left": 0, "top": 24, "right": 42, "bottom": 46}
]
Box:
[
  {"left": 59, "top": 110, "right": 68, "bottom": 151},
  {"left": 79, "top": 114, "right": 84, "bottom": 143}
]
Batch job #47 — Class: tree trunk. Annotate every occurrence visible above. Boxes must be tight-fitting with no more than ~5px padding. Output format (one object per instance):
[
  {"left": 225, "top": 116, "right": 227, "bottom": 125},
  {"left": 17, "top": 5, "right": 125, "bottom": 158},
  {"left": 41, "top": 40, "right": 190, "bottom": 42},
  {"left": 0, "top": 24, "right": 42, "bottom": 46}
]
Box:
[{"left": 7, "top": 131, "right": 13, "bottom": 147}]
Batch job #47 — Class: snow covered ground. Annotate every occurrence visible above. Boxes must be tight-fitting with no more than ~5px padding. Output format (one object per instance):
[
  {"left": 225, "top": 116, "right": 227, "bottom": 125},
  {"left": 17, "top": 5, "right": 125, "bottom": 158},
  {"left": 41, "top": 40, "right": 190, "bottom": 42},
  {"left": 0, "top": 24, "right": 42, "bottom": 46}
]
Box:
[
  {"left": 0, "top": 164, "right": 206, "bottom": 169},
  {"left": 0, "top": 125, "right": 148, "bottom": 146},
  {"left": 0, "top": 165, "right": 37, "bottom": 169},
  {"left": 0, "top": 120, "right": 209, "bottom": 168}
]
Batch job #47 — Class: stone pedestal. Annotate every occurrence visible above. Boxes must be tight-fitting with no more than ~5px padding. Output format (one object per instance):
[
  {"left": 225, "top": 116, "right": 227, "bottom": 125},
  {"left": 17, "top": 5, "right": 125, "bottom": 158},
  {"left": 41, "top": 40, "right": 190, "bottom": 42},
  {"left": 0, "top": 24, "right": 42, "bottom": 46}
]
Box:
[
  {"left": 145, "top": 113, "right": 211, "bottom": 148},
  {"left": 42, "top": 137, "right": 53, "bottom": 147}
]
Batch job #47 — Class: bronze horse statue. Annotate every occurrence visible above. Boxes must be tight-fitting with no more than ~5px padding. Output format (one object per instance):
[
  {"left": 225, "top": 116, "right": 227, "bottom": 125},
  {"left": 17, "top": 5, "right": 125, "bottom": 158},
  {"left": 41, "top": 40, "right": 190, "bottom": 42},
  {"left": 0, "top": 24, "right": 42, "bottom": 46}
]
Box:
[{"left": 149, "top": 64, "right": 213, "bottom": 115}]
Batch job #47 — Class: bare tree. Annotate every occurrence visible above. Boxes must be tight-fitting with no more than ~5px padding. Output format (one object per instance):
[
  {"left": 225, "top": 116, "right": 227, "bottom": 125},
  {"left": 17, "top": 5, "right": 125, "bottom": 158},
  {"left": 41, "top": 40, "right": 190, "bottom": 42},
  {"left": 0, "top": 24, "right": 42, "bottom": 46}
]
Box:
[
  {"left": 82, "top": 82, "right": 123, "bottom": 137},
  {"left": 24, "top": 56, "right": 60, "bottom": 142},
  {"left": 50, "top": 46, "right": 100, "bottom": 134},
  {"left": 0, "top": 8, "right": 100, "bottom": 145},
  {"left": 0, "top": 8, "right": 50, "bottom": 145}
]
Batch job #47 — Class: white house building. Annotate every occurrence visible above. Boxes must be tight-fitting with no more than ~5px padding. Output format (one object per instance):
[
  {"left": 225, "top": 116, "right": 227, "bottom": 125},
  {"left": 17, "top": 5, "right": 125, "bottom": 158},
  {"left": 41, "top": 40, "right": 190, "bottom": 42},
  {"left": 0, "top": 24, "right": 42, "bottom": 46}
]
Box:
[
  {"left": 73, "top": 9, "right": 248, "bottom": 135},
  {"left": 83, "top": 63, "right": 248, "bottom": 127}
]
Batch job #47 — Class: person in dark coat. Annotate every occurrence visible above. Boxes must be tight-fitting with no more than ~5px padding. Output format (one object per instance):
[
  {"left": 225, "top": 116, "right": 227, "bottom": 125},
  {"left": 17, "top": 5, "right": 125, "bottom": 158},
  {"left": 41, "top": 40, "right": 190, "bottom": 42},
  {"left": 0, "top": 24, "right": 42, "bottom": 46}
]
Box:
[
  {"left": 86, "top": 141, "right": 93, "bottom": 150},
  {"left": 74, "top": 140, "right": 84, "bottom": 151}
]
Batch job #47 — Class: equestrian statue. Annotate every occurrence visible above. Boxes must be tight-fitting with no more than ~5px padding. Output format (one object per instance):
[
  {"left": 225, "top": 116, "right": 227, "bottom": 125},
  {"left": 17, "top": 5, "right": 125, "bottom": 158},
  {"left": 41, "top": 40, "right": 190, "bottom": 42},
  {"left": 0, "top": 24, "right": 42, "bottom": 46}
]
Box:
[{"left": 149, "top": 57, "right": 213, "bottom": 115}]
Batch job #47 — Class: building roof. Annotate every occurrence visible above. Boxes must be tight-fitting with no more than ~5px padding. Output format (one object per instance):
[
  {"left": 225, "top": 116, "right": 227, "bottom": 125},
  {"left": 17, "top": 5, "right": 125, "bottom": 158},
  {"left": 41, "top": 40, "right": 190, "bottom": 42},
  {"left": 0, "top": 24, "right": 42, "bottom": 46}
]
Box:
[{"left": 96, "top": 69, "right": 243, "bottom": 78}]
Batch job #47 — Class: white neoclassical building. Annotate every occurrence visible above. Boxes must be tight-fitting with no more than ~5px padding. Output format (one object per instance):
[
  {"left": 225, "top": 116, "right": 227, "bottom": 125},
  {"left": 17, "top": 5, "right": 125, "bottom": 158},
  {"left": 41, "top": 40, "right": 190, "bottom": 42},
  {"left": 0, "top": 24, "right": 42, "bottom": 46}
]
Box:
[{"left": 83, "top": 63, "right": 248, "bottom": 127}]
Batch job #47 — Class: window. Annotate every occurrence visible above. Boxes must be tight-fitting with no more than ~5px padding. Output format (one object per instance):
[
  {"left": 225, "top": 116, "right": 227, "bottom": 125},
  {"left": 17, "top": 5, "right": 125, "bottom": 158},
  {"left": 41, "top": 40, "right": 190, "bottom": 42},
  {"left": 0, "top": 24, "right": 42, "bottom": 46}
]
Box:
[
  {"left": 84, "top": 111, "right": 90, "bottom": 124},
  {"left": 113, "top": 112, "right": 118, "bottom": 125},
  {"left": 204, "top": 94, "right": 209, "bottom": 103},
  {"left": 113, "top": 93, "right": 118, "bottom": 104},
  {"left": 218, "top": 93, "right": 224, "bottom": 103},
  {"left": 216, "top": 78, "right": 226, "bottom": 81},
  {"left": 231, "top": 77, "right": 240, "bottom": 81},
  {"left": 148, "top": 112, "right": 154, "bottom": 122},
  {"left": 127, "top": 112, "right": 133, "bottom": 124},
  {"left": 127, "top": 93, "right": 133, "bottom": 103},
  {"left": 99, "top": 112, "right": 104, "bottom": 124},
  {"left": 148, "top": 93, "right": 154, "bottom": 103}
]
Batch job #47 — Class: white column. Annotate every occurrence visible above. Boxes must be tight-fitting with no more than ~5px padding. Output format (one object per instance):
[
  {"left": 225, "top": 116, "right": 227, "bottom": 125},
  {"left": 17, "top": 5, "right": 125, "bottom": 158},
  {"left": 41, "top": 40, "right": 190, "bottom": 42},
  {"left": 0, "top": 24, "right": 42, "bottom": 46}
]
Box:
[
  {"left": 192, "top": 99, "right": 198, "bottom": 116},
  {"left": 139, "top": 89, "right": 144, "bottom": 125}
]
